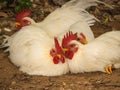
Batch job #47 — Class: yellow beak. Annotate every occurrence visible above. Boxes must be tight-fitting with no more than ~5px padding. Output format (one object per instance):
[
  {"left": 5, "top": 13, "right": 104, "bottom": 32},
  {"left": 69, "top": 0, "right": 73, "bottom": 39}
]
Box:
[
  {"left": 15, "top": 22, "right": 21, "bottom": 26},
  {"left": 57, "top": 54, "right": 62, "bottom": 58},
  {"left": 63, "top": 48, "right": 68, "bottom": 51},
  {"left": 82, "top": 39, "right": 88, "bottom": 44},
  {"left": 62, "top": 48, "right": 68, "bottom": 53}
]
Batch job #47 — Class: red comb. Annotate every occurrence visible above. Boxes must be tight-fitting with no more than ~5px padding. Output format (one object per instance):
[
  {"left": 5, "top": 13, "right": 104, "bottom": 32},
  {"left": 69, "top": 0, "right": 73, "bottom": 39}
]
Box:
[
  {"left": 62, "top": 31, "right": 77, "bottom": 48},
  {"left": 16, "top": 10, "right": 31, "bottom": 21},
  {"left": 54, "top": 37, "right": 63, "bottom": 54}
]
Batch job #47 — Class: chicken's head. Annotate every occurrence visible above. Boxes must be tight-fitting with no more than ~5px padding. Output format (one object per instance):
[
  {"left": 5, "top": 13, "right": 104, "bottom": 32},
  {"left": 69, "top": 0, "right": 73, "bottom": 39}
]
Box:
[
  {"left": 62, "top": 31, "right": 78, "bottom": 59},
  {"left": 50, "top": 37, "right": 65, "bottom": 64},
  {"left": 15, "top": 10, "right": 31, "bottom": 29}
]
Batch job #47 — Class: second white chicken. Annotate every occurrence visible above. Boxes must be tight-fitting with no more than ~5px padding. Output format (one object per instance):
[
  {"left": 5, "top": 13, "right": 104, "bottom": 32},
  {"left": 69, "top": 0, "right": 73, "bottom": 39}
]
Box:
[{"left": 61, "top": 31, "right": 120, "bottom": 74}]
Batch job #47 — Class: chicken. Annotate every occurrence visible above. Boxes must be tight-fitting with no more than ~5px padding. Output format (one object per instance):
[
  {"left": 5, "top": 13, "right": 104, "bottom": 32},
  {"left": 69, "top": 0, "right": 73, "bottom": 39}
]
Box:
[
  {"left": 61, "top": 31, "right": 120, "bottom": 74},
  {"left": 18, "top": 0, "right": 105, "bottom": 38},
  {"left": 5, "top": 25, "right": 69, "bottom": 76}
]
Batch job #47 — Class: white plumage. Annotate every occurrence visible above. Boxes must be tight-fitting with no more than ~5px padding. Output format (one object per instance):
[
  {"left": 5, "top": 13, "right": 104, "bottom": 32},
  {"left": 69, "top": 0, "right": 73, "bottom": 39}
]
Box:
[
  {"left": 7, "top": 25, "right": 69, "bottom": 76},
  {"left": 24, "top": 0, "right": 102, "bottom": 38},
  {"left": 65, "top": 31, "right": 120, "bottom": 74}
]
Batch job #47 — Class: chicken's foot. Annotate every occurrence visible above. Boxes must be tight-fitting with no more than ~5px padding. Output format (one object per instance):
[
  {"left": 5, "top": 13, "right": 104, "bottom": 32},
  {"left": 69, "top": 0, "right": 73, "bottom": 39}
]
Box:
[{"left": 105, "top": 65, "right": 113, "bottom": 74}]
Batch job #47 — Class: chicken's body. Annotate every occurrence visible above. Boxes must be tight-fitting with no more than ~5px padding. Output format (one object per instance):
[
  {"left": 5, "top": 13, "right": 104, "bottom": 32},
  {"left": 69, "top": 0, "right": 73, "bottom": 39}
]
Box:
[
  {"left": 7, "top": 25, "right": 69, "bottom": 76},
  {"left": 24, "top": 0, "right": 102, "bottom": 38},
  {"left": 66, "top": 31, "right": 120, "bottom": 74}
]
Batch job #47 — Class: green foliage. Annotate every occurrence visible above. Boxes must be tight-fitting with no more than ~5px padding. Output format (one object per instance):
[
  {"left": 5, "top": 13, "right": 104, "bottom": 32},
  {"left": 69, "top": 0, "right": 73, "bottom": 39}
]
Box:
[
  {"left": 15, "top": 0, "right": 32, "bottom": 13},
  {"left": 0, "top": 0, "right": 32, "bottom": 13}
]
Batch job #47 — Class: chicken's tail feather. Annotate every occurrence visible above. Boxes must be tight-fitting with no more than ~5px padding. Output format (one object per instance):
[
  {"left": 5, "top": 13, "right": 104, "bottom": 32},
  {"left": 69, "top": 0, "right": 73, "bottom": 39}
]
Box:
[
  {"left": 0, "top": 35, "right": 10, "bottom": 52},
  {"left": 62, "top": 0, "right": 113, "bottom": 26},
  {"left": 62, "top": 0, "right": 113, "bottom": 9},
  {"left": 63, "top": 0, "right": 98, "bottom": 9}
]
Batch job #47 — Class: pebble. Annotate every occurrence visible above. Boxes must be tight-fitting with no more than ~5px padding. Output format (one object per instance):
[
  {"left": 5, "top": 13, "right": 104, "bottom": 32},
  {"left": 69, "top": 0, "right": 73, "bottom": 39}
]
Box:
[{"left": 4, "top": 28, "right": 12, "bottom": 32}]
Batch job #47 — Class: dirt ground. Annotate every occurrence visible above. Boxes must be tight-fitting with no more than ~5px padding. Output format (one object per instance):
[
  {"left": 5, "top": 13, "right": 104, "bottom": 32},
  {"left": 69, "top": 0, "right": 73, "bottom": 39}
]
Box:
[{"left": 0, "top": 0, "right": 120, "bottom": 90}]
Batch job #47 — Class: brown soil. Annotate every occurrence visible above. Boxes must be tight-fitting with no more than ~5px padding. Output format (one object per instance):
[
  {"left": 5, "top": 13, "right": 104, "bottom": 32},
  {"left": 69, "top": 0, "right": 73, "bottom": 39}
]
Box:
[{"left": 0, "top": 0, "right": 120, "bottom": 90}]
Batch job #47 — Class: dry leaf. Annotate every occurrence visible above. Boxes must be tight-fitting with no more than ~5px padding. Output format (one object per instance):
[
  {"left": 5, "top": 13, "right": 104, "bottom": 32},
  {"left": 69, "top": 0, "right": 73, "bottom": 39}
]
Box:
[{"left": 0, "top": 12, "right": 8, "bottom": 18}]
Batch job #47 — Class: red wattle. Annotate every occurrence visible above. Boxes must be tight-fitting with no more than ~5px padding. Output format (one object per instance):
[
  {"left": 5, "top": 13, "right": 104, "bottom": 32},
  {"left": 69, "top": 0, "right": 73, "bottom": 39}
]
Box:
[
  {"left": 60, "top": 56, "right": 65, "bottom": 63},
  {"left": 65, "top": 50, "right": 74, "bottom": 59},
  {"left": 53, "top": 56, "right": 59, "bottom": 64}
]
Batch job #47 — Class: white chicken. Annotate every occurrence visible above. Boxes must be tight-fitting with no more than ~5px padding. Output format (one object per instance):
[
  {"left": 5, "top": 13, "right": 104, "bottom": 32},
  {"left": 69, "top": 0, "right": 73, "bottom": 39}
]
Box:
[
  {"left": 21, "top": 0, "right": 105, "bottom": 39},
  {"left": 5, "top": 25, "right": 69, "bottom": 76},
  {"left": 61, "top": 31, "right": 120, "bottom": 74}
]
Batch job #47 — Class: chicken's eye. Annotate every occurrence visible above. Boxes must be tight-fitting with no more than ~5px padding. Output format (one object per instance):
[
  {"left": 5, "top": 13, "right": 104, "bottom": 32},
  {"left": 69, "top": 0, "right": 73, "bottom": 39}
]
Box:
[
  {"left": 22, "top": 20, "right": 31, "bottom": 26},
  {"left": 69, "top": 44, "right": 76, "bottom": 48},
  {"left": 77, "top": 37, "right": 81, "bottom": 41},
  {"left": 23, "top": 20, "right": 29, "bottom": 23}
]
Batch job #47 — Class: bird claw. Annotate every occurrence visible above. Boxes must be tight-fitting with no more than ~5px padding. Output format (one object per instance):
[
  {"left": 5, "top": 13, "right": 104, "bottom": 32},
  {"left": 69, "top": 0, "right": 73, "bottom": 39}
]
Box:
[{"left": 105, "top": 65, "right": 112, "bottom": 74}]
